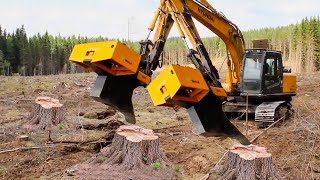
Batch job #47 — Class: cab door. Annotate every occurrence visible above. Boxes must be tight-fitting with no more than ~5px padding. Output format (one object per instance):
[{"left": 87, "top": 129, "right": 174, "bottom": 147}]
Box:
[{"left": 262, "top": 52, "right": 283, "bottom": 94}]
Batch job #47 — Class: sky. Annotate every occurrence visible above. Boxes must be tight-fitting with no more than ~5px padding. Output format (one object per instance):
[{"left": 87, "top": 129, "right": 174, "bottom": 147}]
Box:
[{"left": 0, "top": 0, "right": 319, "bottom": 41}]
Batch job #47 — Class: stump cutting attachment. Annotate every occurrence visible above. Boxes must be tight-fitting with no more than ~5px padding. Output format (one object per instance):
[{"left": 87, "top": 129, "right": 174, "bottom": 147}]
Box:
[
  {"left": 147, "top": 64, "right": 250, "bottom": 145},
  {"left": 69, "top": 41, "right": 150, "bottom": 123},
  {"left": 90, "top": 75, "right": 140, "bottom": 124},
  {"left": 69, "top": 41, "right": 250, "bottom": 145}
]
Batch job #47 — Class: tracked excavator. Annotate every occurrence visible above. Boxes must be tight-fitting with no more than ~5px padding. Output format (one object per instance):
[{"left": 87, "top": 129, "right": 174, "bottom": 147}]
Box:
[{"left": 68, "top": 0, "right": 297, "bottom": 145}]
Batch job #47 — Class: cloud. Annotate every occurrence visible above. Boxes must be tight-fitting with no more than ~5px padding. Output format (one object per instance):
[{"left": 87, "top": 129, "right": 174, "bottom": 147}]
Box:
[
  {"left": 208, "top": 0, "right": 320, "bottom": 30},
  {"left": 0, "top": 0, "right": 319, "bottom": 40}
]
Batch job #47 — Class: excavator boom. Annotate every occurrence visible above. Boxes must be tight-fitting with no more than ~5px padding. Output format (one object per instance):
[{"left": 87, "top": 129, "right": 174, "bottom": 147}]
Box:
[{"left": 69, "top": 0, "right": 250, "bottom": 145}]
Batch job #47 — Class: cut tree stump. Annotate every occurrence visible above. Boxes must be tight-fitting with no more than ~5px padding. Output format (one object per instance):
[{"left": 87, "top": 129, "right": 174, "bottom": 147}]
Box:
[
  {"left": 23, "top": 96, "right": 70, "bottom": 131},
  {"left": 66, "top": 125, "right": 177, "bottom": 180},
  {"left": 207, "top": 144, "right": 283, "bottom": 180}
]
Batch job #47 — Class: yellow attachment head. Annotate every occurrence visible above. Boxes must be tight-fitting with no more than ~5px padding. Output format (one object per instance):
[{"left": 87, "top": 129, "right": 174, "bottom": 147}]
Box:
[
  {"left": 69, "top": 41, "right": 141, "bottom": 76},
  {"left": 147, "top": 65, "right": 209, "bottom": 107},
  {"left": 210, "top": 86, "right": 227, "bottom": 97}
]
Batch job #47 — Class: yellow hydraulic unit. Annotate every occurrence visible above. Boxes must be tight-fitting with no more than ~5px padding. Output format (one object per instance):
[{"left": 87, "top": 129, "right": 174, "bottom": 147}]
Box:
[
  {"left": 147, "top": 65, "right": 209, "bottom": 107},
  {"left": 69, "top": 41, "right": 141, "bottom": 76},
  {"left": 282, "top": 74, "right": 297, "bottom": 93},
  {"left": 68, "top": 41, "right": 151, "bottom": 124}
]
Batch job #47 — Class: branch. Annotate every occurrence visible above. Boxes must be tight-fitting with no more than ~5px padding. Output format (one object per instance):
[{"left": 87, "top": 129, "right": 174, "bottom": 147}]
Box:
[
  {"left": 153, "top": 125, "right": 182, "bottom": 132},
  {"left": 0, "top": 145, "right": 55, "bottom": 155},
  {"left": 250, "top": 116, "right": 285, "bottom": 144},
  {"left": 304, "top": 139, "right": 317, "bottom": 179},
  {"left": 52, "top": 139, "right": 109, "bottom": 144},
  {"left": 0, "top": 139, "right": 112, "bottom": 155}
]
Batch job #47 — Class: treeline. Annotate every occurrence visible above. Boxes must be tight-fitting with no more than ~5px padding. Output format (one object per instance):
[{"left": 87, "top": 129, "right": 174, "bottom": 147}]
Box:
[
  {"left": 244, "top": 16, "right": 320, "bottom": 72},
  {"left": 0, "top": 26, "right": 112, "bottom": 76},
  {"left": 163, "top": 17, "right": 320, "bottom": 73},
  {"left": 0, "top": 17, "right": 319, "bottom": 75}
]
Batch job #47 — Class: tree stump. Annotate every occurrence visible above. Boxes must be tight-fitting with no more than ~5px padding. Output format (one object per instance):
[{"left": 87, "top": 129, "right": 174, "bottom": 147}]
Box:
[
  {"left": 23, "top": 96, "right": 68, "bottom": 131},
  {"left": 207, "top": 144, "right": 283, "bottom": 180},
  {"left": 67, "top": 125, "right": 177, "bottom": 180}
]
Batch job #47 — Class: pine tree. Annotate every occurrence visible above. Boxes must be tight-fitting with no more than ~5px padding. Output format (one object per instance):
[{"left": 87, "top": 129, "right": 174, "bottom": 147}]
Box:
[{"left": 311, "top": 17, "right": 320, "bottom": 70}]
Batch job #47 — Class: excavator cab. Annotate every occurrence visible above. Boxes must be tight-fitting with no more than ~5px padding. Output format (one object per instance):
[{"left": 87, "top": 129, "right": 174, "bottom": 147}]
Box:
[
  {"left": 235, "top": 48, "right": 296, "bottom": 128},
  {"left": 262, "top": 51, "right": 283, "bottom": 94},
  {"left": 241, "top": 49, "right": 283, "bottom": 95}
]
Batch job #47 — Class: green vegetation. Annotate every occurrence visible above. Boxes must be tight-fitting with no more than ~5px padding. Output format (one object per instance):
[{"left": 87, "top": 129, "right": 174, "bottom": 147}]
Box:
[
  {"left": 174, "top": 165, "right": 181, "bottom": 173},
  {"left": 100, "top": 157, "right": 107, "bottom": 161},
  {"left": 0, "top": 50, "right": 10, "bottom": 75},
  {"left": 58, "top": 122, "right": 65, "bottom": 129},
  {"left": 95, "top": 156, "right": 108, "bottom": 163},
  {"left": 151, "top": 159, "right": 161, "bottom": 170},
  {"left": 0, "top": 16, "right": 319, "bottom": 76}
]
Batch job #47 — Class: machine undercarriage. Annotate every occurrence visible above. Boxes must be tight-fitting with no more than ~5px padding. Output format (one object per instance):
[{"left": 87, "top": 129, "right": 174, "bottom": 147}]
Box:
[{"left": 223, "top": 95, "right": 294, "bottom": 128}]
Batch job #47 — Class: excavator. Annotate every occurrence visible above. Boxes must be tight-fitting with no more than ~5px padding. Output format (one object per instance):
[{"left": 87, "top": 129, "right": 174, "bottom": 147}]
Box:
[{"left": 68, "top": 0, "right": 297, "bottom": 145}]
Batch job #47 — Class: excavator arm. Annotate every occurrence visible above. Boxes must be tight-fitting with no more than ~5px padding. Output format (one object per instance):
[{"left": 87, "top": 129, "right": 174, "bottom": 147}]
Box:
[
  {"left": 185, "top": 0, "right": 246, "bottom": 87},
  {"left": 146, "top": 0, "right": 245, "bottom": 91},
  {"left": 68, "top": 0, "right": 250, "bottom": 145}
]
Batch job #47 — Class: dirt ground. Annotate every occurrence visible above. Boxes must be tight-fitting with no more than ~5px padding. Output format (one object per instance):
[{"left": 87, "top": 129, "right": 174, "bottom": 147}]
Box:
[{"left": 0, "top": 72, "right": 319, "bottom": 180}]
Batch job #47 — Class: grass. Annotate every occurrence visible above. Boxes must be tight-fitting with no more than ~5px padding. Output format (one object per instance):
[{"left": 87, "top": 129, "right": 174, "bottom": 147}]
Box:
[
  {"left": 0, "top": 76, "right": 57, "bottom": 95},
  {"left": 58, "top": 122, "right": 65, "bottom": 129},
  {"left": 174, "top": 165, "right": 181, "bottom": 173},
  {"left": 95, "top": 156, "right": 108, "bottom": 163},
  {"left": 151, "top": 160, "right": 161, "bottom": 170},
  {"left": 83, "top": 112, "right": 98, "bottom": 119},
  {"left": 100, "top": 157, "right": 107, "bottom": 161}
]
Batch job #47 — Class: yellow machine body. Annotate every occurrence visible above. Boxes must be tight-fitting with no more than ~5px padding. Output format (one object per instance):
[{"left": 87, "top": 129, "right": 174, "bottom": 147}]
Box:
[
  {"left": 69, "top": 41, "right": 141, "bottom": 76},
  {"left": 282, "top": 73, "right": 297, "bottom": 93},
  {"left": 147, "top": 65, "right": 209, "bottom": 107},
  {"left": 210, "top": 86, "right": 227, "bottom": 97},
  {"left": 67, "top": 0, "right": 302, "bottom": 145}
]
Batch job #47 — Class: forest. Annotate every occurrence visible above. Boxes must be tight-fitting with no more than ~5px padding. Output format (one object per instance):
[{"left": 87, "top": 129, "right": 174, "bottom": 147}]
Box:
[
  {"left": 0, "top": 17, "right": 319, "bottom": 76},
  {"left": 163, "top": 17, "right": 320, "bottom": 73}
]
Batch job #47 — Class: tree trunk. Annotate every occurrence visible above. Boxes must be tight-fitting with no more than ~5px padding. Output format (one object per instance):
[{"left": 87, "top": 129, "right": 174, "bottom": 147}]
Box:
[
  {"left": 207, "top": 144, "right": 283, "bottom": 180},
  {"left": 68, "top": 125, "right": 176, "bottom": 180},
  {"left": 23, "top": 96, "right": 68, "bottom": 131}
]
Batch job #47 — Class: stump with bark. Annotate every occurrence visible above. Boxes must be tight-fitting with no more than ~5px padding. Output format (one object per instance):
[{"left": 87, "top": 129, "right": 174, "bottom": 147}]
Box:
[
  {"left": 67, "top": 125, "right": 177, "bottom": 180},
  {"left": 207, "top": 144, "right": 283, "bottom": 180},
  {"left": 23, "top": 96, "right": 70, "bottom": 131}
]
